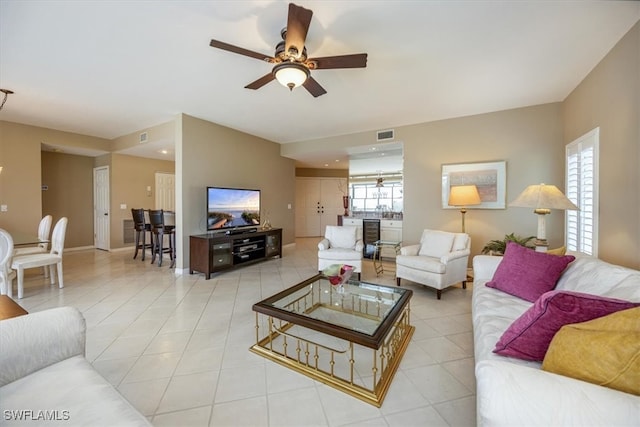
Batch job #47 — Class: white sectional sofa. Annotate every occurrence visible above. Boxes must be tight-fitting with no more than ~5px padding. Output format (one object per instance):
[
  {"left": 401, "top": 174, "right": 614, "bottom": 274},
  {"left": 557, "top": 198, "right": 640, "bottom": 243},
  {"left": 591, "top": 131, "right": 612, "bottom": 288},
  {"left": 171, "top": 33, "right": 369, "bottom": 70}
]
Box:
[
  {"left": 472, "top": 253, "right": 640, "bottom": 426},
  {"left": 0, "top": 307, "right": 150, "bottom": 426}
]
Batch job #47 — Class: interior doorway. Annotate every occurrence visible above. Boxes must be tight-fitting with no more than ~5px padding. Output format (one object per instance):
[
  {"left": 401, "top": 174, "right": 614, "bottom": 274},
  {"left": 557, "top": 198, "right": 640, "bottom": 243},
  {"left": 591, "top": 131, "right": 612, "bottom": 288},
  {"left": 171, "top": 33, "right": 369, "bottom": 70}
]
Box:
[
  {"left": 93, "top": 166, "right": 109, "bottom": 250},
  {"left": 155, "top": 172, "right": 175, "bottom": 211}
]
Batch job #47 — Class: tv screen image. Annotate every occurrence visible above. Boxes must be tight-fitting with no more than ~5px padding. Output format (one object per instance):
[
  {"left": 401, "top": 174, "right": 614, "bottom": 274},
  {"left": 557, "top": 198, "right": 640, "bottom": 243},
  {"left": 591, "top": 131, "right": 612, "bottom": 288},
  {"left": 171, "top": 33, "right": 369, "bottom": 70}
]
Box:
[{"left": 207, "top": 187, "right": 260, "bottom": 230}]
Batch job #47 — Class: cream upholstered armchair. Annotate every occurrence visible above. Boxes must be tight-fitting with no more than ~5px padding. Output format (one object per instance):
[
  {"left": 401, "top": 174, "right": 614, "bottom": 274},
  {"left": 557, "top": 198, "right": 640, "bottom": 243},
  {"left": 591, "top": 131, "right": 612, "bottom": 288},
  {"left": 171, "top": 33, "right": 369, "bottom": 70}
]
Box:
[
  {"left": 396, "top": 229, "right": 470, "bottom": 299},
  {"left": 318, "top": 226, "right": 364, "bottom": 279}
]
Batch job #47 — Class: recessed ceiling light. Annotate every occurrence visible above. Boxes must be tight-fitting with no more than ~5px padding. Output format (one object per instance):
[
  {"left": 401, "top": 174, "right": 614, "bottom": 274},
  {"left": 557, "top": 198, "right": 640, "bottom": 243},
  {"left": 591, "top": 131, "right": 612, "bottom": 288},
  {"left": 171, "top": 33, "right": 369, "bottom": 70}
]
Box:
[
  {"left": 324, "top": 163, "right": 329, "bottom": 167},
  {"left": 335, "top": 159, "right": 340, "bottom": 162},
  {"left": 159, "top": 149, "right": 168, "bottom": 155}
]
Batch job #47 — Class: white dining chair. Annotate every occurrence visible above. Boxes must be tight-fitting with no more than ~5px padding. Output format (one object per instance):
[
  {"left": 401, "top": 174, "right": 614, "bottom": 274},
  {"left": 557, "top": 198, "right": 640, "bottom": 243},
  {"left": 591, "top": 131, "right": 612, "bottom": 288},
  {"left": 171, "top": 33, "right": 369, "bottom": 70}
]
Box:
[
  {"left": 14, "top": 215, "right": 53, "bottom": 277},
  {"left": 0, "top": 229, "right": 16, "bottom": 296},
  {"left": 11, "top": 217, "right": 67, "bottom": 299},
  {"left": 14, "top": 215, "right": 52, "bottom": 256}
]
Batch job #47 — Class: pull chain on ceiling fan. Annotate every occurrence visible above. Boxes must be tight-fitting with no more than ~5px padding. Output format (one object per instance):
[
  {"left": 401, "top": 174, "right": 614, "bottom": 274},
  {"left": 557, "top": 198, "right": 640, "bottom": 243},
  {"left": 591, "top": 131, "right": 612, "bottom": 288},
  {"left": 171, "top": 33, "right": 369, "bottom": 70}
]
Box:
[{"left": 209, "top": 3, "right": 367, "bottom": 97}]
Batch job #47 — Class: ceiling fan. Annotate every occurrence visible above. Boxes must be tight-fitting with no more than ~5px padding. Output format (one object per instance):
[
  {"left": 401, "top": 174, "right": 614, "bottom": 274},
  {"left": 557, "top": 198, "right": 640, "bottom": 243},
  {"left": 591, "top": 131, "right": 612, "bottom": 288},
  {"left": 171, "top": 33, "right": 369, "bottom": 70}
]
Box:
[{"left": 209, "top": 3, "right": 367, "bottom": 97}]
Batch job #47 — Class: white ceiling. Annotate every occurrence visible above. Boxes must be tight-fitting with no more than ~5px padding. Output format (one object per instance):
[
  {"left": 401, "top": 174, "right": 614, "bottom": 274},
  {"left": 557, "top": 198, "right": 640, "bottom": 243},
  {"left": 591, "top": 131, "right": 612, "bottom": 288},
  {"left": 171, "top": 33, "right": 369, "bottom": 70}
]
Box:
[{"left": 1, "top": 1, "right": 639, "bottom": 169}]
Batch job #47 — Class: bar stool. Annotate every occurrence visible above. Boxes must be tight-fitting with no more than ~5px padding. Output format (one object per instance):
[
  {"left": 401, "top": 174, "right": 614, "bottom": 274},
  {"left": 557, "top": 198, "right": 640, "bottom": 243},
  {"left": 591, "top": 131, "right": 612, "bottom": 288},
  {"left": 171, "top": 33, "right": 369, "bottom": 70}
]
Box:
[
  {"left": 131, "top": 208, "right": 152, "bottom": 261},
  {"left": 149, "top": 209, "right": 175, "bottom": 267}
]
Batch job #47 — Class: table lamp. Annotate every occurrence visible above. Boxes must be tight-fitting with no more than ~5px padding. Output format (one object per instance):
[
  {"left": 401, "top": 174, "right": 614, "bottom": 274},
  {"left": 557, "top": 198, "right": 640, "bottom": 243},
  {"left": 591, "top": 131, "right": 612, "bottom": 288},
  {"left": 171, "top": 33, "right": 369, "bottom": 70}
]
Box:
[
  {"left": 509, "top": 183, "right": 578, "bottom": 252},
  {"left": 448, "top": 185, "right": 481, "bottom": 233}
]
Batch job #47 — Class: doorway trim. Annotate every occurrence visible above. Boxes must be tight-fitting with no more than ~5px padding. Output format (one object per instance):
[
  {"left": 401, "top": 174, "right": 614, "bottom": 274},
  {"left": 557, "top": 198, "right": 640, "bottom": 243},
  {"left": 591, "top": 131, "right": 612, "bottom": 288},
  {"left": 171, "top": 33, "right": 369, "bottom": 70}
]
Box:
[{"left": 93, "top": 166, "right": 110, "bottom": 251}]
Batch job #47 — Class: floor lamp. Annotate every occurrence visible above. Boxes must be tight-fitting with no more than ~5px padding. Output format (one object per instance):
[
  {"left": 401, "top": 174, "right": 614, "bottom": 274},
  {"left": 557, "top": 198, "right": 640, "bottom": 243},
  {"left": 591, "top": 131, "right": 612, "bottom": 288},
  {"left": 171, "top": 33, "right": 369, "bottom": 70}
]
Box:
[
  {"left": 509, "top": 183, "right": 578, "bottom": 252},
  {"left": 449, "top": 185, "right": 481, "bottom": 233}
]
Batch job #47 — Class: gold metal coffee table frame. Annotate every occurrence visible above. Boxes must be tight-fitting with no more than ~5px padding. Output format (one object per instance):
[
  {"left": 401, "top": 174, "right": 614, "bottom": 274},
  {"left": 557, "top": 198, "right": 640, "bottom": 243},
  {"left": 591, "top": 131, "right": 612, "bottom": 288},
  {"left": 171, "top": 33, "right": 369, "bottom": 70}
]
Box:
[{"left": 250, "top": 274, "right": 414, "bottom": 407}]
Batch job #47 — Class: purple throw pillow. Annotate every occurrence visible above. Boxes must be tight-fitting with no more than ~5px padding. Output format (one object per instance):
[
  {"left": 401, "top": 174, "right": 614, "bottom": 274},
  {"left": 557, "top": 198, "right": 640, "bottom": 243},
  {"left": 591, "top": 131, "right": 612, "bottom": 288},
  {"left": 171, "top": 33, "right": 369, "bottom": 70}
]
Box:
[
  {"left": 486, "top": 241, "right": 575, "bottom": 302},
  {"left": 494, "top": 290, "right": 640, "bottom": 361}
]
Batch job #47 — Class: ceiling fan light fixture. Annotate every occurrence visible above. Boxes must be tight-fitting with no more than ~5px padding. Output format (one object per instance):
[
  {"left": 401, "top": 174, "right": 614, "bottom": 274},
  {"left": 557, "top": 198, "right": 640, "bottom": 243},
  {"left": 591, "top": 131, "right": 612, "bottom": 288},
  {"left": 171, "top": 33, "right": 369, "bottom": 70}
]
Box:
[{"left": 273, "top": 62, "right": 309, "bottom": 90}]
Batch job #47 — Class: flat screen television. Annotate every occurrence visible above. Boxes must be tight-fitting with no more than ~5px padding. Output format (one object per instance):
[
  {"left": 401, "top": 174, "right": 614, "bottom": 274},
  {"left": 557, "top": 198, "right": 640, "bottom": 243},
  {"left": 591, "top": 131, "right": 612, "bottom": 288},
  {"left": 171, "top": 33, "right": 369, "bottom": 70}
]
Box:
[{"left": 207, "top": 187, "right": 260, "bottom": 231}]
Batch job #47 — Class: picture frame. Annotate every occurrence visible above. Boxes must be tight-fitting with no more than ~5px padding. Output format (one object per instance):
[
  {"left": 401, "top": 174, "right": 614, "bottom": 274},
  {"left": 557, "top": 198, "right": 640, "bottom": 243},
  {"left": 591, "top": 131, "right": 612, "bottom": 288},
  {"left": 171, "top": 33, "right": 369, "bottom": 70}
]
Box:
[{"left": 442, "top": 160, "right": 506, "bottom": 209}]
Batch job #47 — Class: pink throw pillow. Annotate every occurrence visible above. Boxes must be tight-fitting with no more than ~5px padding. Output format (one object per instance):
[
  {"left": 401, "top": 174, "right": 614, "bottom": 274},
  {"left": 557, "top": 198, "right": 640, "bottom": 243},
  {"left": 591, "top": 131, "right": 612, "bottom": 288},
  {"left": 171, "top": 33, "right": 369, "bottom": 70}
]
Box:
[
  {"left": 494, "top": 290, "right": 640, "bottom": 361},
  {"left": 486, "top": 241, "right": 575, "bottom": 302}
]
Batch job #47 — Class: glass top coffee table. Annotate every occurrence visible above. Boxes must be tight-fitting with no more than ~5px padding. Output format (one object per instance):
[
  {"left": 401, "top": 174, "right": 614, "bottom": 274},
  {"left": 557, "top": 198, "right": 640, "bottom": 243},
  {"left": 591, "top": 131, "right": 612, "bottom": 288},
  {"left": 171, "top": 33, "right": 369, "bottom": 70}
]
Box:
[{"left": 250, "top": 274, "right": 414, "bottom": 407}]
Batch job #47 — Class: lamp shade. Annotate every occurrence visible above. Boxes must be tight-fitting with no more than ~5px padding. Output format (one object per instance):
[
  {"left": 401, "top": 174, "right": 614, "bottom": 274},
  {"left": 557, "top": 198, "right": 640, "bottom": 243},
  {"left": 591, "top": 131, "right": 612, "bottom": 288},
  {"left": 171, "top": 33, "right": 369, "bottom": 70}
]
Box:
[
  {"left": 448, "top": 185, "right": 481, "bottom": 207},
  {"left": 273, "top": 62, "right": 309, "bottom": 89},
  {"left": 509, "top": 183, "right": 578, "bottom": 210}
]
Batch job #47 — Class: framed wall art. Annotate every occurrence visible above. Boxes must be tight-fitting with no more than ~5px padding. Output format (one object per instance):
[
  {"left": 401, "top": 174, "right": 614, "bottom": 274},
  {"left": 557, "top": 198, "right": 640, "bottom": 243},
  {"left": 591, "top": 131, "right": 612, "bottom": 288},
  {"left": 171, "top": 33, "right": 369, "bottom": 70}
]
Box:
[{"left": 442, "top": 160, "right": 506, "bottom": 209}]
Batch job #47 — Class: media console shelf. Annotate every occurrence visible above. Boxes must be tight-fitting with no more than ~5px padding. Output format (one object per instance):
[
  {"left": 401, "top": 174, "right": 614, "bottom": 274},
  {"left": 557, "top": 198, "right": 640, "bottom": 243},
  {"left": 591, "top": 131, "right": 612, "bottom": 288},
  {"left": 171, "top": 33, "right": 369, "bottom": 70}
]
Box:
[{"left": 189, "top": 228, "right": 282, "bottom": 279}]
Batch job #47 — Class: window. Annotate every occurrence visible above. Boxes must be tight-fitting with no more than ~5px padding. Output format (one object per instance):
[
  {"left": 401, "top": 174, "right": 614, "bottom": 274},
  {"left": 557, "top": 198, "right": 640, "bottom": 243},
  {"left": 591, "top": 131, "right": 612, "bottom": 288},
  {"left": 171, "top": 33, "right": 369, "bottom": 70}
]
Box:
[
  {"left": 349, "top": 180, "right": 403, "bottom": 214},
  {"left": 565, "top": 128, "right": 599, "bottom": 256}
]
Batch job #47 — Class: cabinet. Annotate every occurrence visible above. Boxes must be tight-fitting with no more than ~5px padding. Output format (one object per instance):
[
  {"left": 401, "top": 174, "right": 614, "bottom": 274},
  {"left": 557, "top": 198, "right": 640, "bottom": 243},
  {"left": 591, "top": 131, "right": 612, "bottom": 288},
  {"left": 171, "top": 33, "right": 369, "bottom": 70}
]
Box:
[
  {"left": 295, "top": 177, "right": 346, "bottom": 237},
  {"left": 341, "top": 217, "right": 363, "bottom": 235},
  {"left": 189, "top": 228, "right": 282, "bottom": 279},
  {"left": 336, "top": 217, "right": 402, "bottom": 259}
]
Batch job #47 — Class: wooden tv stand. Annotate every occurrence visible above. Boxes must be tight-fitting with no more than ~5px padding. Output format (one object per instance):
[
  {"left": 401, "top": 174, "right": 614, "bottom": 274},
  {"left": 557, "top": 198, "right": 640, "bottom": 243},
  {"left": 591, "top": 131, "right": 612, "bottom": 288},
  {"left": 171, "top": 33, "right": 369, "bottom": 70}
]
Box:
[{"left": 189, "top": 228, "right": 282, "bottom": 279}]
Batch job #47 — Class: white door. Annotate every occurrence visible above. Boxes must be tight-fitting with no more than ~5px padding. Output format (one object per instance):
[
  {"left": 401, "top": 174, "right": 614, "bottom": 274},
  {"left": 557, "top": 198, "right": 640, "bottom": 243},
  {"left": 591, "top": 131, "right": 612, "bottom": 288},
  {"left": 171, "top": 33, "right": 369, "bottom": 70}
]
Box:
[
  {"left": 155, "top": 172, "right": 175, "bottom": 210},
  {"left": 295, "top": 177, "right": 347, "bottom": 237},
  {"left": 295, "top": 178, "right": 322, "bottom": 237},
  {"left": 93, "top": 166, "right": 109, "bottom": 250},
  {"left": 320, "top": 178, "right": 346, "bottom": 234}
]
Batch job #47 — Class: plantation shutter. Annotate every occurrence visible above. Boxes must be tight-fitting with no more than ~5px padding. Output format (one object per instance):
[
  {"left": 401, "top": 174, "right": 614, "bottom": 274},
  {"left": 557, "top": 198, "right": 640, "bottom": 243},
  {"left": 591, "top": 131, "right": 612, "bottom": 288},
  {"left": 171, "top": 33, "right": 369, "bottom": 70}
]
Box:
[{"left": 565, "top": 128, "right": 599, "bottom": 256}]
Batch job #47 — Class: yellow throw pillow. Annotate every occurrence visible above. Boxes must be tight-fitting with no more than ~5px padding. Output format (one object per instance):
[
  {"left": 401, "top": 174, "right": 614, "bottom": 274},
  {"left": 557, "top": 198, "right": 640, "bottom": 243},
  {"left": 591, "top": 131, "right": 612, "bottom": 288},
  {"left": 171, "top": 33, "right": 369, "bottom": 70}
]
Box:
[
  {"left": 547, "top": 246, "right": 566, "bottom": 256},
  {"left": 542, "top": 306, "right": 640, "bottom": 395}
]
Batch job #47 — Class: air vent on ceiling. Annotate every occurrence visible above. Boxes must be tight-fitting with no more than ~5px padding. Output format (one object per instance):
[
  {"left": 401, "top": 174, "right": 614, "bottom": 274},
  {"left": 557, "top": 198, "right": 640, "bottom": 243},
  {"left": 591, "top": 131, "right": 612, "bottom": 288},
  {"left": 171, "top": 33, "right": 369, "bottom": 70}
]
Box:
[
  {"left": 139, "top": 132, "right": 148, "bottom": 144},
  {"left": 376, "top": 129, "right": 394, "bottom": 142}
]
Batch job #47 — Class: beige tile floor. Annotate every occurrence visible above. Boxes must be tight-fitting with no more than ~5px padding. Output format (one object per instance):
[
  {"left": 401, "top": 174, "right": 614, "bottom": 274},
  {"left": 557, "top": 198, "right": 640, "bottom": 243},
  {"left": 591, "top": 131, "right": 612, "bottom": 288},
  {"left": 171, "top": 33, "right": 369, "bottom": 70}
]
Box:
[{"left": 14, "top": 238, "right": 476, "bottom": 427}]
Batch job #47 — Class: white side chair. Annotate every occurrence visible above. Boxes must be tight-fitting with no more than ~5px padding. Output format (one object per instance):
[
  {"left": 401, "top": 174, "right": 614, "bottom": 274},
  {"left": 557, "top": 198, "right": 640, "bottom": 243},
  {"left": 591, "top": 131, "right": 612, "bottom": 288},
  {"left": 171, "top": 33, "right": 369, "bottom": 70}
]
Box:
[
  {"left": 11, "top": 217, "right": 68, "bottom": 299},
  {"left": 14, "top": 215, "right": 53, "bottom": 277},
  {"left": 396, "top": 229, "right": 471, "bottom": 299},
  {"left": 317, "top": 225, "right": 364, "bottom": 279},
  {"left": 14, "top": 215, "right": 52, "bottom": 256},
  {"left": 0, "top": 229, "right": 17, "bottom": 296}
]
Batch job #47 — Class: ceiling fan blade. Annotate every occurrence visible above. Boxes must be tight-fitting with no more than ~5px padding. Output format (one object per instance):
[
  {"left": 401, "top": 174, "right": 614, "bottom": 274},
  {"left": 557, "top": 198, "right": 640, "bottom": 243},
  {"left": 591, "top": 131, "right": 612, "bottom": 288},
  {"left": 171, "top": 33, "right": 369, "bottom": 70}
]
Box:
[
  {"left": 309, "top": 53, "right": 368, "bottom": 69},
  {"left": 210, "top": 39, "right": 275, "bottom": 62},
  {"left": 285, "top": 3, "right": 313, "bottom": 59},
  {"left": 245, "top": 73, "right": 276, "bottom": 90},
  {"left": 302, "top": 76, "right": 327, "bottom": 98}
]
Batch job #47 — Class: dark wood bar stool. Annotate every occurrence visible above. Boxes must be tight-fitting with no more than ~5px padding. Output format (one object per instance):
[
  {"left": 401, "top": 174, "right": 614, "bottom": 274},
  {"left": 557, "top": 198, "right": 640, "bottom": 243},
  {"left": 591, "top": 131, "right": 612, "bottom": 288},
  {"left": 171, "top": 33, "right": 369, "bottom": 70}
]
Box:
[
  {"left": 131, "top": 208, "right": 153, "bottom": 261},
  {"left": 149, "top": 209, "right": 176, "bottom": 267}
]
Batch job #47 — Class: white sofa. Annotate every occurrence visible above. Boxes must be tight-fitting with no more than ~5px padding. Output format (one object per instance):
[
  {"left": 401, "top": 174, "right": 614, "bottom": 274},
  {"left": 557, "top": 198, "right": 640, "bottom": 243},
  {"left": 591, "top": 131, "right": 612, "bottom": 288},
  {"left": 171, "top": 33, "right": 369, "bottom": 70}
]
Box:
[
  {"left": 0, "top": 307, "right": 151, "bottom": 426},
  {"left": 472, "top": 253, "right": 640, "bottom": 426}
]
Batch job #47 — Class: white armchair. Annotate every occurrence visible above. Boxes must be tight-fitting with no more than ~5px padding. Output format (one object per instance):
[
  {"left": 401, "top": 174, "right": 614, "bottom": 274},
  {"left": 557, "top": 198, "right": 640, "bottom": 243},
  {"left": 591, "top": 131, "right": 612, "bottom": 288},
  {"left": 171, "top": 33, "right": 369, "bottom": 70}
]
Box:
[
  {"left": 317, "top": 226, "right": 364, "bottom": 278},
  {"left": 395, "top": 229, "right": 470, "bottom": 299}
]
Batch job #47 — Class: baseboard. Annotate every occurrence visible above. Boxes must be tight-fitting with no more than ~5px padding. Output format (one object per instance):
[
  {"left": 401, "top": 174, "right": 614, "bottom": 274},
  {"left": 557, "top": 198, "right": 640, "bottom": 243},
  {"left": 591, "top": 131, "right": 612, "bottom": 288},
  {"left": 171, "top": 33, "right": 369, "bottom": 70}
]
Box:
[
  {"left": 108, "top": 246, "right": 131, "bottom": 253},
  {"left": 65, "top": 246, "right": 95, "bottom": 253}
]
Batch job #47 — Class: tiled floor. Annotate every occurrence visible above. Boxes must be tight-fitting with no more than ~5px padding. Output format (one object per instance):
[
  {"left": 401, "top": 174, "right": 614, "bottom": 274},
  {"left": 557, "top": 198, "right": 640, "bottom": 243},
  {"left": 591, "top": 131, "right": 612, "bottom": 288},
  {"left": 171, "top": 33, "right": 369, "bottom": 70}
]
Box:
[{"left": 14, "top": 238, "right": 476, "bottom": 427}]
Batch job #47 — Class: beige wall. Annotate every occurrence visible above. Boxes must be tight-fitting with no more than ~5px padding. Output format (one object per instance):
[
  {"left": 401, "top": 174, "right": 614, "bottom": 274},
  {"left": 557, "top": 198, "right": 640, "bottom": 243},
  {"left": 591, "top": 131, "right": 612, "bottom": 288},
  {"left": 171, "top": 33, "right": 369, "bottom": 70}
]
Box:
[
  {"left": 0, "top": 121, "right": 110, "bottom": 236},
  {"left": 401, "top": 104, "right": 565, "bottom": 257},
  {"left": 0, "top": 120, "right": 175, "bottom": 250},
  {"left": 563, "top": 21, "right": 640, "bottom": 268},
  {"left": 41, "top": 151, "right": 94, "bottom": 248},
  {"left": 177, "top": 114, "right": 296, "bottom": 269},
  {"left": 111, "top": 120, "right": 175, "bottom": 152},
  {"left": 109, "top": 153, "right": 175, "bottom": 249},
  {"left": 287, "top": 104, "right": 565, "bottom": 261}
]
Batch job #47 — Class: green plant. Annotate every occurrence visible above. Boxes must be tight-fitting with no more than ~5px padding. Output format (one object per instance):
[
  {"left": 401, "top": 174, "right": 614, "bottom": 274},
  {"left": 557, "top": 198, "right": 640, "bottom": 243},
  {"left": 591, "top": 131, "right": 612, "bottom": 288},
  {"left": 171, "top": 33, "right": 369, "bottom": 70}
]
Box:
[{"left": 481, "top": 233, "right": 536, "bottom": 255}]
